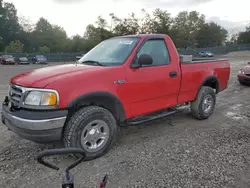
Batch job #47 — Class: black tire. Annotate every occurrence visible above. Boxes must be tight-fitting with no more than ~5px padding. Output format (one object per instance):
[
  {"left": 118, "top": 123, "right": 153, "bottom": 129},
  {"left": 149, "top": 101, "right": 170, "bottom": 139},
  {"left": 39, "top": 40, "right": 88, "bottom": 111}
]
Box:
[
  {"left": 63, "top": 106, "right": 118, "bottom": 160},
  {"left": 190, "top": 86, "right": 216, "bottom": 120}
]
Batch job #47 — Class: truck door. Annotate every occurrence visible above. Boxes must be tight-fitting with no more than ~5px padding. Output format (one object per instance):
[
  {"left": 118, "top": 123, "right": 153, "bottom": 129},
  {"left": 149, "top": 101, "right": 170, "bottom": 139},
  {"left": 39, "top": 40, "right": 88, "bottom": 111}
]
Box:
[{"left": 125, "top": 37, "right": 181, "bottom": 117}]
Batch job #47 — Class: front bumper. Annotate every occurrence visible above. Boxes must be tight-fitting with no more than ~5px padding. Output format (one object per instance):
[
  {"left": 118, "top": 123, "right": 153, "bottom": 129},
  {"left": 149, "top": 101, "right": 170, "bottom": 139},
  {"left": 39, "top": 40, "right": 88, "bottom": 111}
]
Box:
[
  {"left": 1, "top": 101, "right": 68, "bottom": 143},
  {"left": 35, "top": 61, "right": 47, "bottom": 64},
  {"left": 18, "top": 62, "right": 29, "bottom": 64},
  {"left": 1, "top": 61, "right": 16, "bottom": 65},
  {"left": 238, "top": 74, "right": 250, "bottom": 84}
]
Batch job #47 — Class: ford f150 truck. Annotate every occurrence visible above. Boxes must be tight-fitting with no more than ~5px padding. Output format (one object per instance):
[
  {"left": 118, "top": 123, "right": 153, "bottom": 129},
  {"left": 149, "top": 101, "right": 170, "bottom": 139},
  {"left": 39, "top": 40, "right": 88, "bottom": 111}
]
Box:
[{"left": 1, "top": 34, "right": 230, "bottom": 160}]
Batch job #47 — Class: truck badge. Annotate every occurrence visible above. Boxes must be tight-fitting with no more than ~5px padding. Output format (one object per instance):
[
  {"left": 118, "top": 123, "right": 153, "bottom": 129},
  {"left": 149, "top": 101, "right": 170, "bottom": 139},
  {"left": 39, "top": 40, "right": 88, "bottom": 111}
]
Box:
[{"left": 114, "top": 80, "right": 125, "bottom": 85}]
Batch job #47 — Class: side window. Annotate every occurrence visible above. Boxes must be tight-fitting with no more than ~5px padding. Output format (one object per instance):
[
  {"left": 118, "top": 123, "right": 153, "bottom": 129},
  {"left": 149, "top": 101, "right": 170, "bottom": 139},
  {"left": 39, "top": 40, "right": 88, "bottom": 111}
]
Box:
[{"left": 137, "top": 39, "right": 170, "bottom": 66}]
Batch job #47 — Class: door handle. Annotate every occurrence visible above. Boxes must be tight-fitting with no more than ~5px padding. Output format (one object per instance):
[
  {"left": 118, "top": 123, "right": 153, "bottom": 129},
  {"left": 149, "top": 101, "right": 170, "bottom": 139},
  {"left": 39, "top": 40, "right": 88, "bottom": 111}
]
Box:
[{"left": 169, "top": 71, "right": 177, "bottom": 77}]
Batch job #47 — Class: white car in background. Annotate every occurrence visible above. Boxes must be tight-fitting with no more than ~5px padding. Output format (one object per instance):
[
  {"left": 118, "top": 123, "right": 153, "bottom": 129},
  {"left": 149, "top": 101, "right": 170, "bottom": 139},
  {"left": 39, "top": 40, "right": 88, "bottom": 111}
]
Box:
[
  {"left": 199, "top": 51, "right": 214, "bottom": 57},
  {"left": 76, "top": 54, "right": 85, "bottom": 61}
]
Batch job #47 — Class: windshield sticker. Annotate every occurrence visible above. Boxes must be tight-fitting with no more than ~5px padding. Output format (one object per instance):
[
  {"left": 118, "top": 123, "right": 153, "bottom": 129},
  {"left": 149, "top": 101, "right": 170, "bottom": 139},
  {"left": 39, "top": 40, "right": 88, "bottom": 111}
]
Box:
[{"left": 119, "top": 40, "right": 134, "bottom": 45}]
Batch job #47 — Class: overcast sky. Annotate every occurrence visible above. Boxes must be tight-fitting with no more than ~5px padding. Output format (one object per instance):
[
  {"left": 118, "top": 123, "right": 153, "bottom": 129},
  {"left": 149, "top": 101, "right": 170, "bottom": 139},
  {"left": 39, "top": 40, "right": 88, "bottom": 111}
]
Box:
[{"left": 8, "top": 0, "right": 250, "bottom": 37}]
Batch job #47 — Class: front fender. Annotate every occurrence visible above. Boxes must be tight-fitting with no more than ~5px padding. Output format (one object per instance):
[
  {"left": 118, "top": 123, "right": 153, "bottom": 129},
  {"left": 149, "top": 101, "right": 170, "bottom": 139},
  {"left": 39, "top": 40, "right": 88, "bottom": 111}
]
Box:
[{"left": 67, "top": 91, "right": 126, "bottom": 122}]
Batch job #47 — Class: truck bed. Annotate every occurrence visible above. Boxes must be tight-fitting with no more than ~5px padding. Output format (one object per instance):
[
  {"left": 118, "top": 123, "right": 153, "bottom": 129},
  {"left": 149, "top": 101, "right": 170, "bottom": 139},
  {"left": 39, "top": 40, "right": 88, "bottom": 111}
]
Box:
[{"left": 177, "top": 58, "right": 230, "bottom": 104}]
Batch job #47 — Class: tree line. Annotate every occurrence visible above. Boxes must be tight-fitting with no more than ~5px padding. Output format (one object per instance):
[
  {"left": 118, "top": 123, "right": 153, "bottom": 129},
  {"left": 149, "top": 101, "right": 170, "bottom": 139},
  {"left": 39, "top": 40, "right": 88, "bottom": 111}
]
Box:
[{"left": 0, "top": 0, "right": 250, "bottom": 53}]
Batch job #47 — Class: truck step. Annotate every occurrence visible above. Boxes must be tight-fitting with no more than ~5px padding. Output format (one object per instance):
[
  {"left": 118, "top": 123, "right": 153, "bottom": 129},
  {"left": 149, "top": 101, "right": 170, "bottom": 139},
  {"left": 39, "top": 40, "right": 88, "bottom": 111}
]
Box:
[{"left": 127, "top": 108, "right": 176, "bottom": 125}]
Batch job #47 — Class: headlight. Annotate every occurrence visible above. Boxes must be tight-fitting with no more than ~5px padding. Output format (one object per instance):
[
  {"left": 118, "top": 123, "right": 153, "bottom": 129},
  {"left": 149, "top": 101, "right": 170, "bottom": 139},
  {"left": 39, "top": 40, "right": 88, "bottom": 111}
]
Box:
[
  {"left": 238, "top": 70, "right": 244, "bottom": 74},
  {"left": 24, "top": 91, "right": 58, "bottom": 106}
]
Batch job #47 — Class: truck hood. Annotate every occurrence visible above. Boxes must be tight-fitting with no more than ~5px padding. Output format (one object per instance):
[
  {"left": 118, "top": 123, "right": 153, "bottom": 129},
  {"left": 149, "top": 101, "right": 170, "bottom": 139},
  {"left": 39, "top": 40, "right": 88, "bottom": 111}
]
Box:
[
  {"left": 10, "top": 64, "right": 104, "bottom": 88},
  {"left": 5, "top": 58, "right": 15, "bottom": 62}
]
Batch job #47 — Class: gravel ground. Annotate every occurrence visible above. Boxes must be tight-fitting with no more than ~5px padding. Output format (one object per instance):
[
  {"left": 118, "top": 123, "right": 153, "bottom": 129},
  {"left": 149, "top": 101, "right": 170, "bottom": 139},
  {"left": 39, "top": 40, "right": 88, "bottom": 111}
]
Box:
[{"left": 0, "top": 58, "right": 250, "bottom": 188}]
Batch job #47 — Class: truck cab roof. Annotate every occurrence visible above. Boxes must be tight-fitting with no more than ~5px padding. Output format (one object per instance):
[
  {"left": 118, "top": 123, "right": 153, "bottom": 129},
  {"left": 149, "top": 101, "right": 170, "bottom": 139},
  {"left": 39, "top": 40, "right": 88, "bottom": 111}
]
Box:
[{"left": 116, "top": 34, "right": 169, "bottom": 39}]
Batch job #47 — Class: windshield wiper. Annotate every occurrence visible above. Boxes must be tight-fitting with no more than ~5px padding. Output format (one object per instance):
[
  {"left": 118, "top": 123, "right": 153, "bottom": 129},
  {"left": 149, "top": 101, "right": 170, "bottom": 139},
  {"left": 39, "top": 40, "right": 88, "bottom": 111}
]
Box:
[{"left": 81, "top": 60, "right": 105, "bottom": 66}]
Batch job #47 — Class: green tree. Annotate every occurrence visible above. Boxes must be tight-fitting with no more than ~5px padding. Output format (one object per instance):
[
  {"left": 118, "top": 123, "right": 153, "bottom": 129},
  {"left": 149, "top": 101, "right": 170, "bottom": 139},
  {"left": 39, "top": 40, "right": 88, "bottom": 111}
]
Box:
[
  {"left": 112, "top": 13, "right": 140, "bottom": 35},
  {"left": 139, "top": 9, "right": 154, "bottom": 34},
  {"left": 230, "top": 34, "right": 238, "bottom": 44},
  {"left": 0, "top": 39, "right": 4, "bottom": 51},
  {"left": 237, "top": 25, "right": 250, "bottom": 44},
  {"left": 5, "top": 40, "right": 23, "bottom": 52},
  {"left": 1, "top": 2, "right": 22, "bottom": 48},
  {"left": 84, "top": 24, "right": 102, "bottom": 44},
  {"left": 31, "top": 18, "right": 68, "bottom": 52},
  {"left": 171, "top": 11, "right": 205, "bottom": 48},
  {"left": 39, "top": 46, "right": 50, "bottom": 53},
  {"left": 95, "top": 16, "right": 113, "bottom": 41},
  {"left": 0, "top": 0, "right": 4, "bottom": 51},
  {"left": 196, "top": 22, "right": 228, "bottom": 47},
  {"left": 35, "top": 17, "right": 52, "bottom": 32},
  {"left": 109, "top": 13, "right": 115, "bottom": 31},
  {"left": 0, "top": 3, "right": 238, "bottom": 53},
  {"left": 50, "top": 25, "right": 68, "bottom": 52},
  {"left": 19, "top": 16, "right": 34, "bottom": 32},
  {"left": 69, "top": 35, "right": 85, "bottom": 52},
  {"left": 83, "top": 16, "right": 113, "bottom": 50},
  {"left": 17, "top": 16, "right": 35, "bottom": 52},
  {"left": 151, "top": 8, "right": 172, "bottom": 34}
]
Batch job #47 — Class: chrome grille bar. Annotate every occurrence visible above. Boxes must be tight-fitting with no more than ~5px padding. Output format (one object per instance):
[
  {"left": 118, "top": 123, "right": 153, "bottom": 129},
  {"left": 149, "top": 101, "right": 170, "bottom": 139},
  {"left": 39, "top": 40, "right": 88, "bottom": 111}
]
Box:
[{"left": 9, "top": 84, "right": 24, "bottom": 107}]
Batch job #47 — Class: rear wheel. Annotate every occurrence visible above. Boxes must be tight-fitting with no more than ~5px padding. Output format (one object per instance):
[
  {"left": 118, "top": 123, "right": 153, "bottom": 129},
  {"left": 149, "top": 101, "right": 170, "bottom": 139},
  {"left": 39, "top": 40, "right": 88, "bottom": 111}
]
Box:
[
  {"left": 190, "top": 86, "right": 216, "bottom": 120},
  {"left": 63, "top": 106, "right": 117, "bottom": 160}
]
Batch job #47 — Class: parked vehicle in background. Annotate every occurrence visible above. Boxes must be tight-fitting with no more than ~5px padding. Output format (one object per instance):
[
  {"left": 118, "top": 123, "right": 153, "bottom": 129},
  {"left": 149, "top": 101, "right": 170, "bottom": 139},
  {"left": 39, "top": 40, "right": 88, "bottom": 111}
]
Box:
[
  {"left": 1, "top": 34, "right": 230, "bottom": 160},
  {"left": 32, "top": 55, "right": 47, "bottom": 64},
  {"left": 16, "top": 57, "right": 30, "bottom": 65},
  {"left": 76, "top": 54, "right": 85, "bottom": 61},
  {"left": 0, "top": 55, "right": 16, "bottom": 65},
  {"left": 199, "top": 51, "right": 214, "bottom": 57},
  {"left": 238, "top": 62, "right": 250, "bottom": 85}
]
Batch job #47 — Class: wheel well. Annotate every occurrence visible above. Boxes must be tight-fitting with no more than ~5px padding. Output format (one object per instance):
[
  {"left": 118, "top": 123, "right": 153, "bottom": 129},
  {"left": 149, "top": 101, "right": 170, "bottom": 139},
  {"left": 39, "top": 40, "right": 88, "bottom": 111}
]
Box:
[
  {"left": 66, "top": 92, "right": 126, "bottom": 124},
  {"left": 202, "top": 77, "right": 219, "bottom": 93}
]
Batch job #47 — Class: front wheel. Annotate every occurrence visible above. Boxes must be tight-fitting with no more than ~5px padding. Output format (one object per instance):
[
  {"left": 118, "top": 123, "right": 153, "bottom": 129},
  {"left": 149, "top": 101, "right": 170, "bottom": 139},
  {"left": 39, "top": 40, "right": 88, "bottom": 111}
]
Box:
[
  {"left": 63, "top": 106, "right": 118, "bottom": 160},
  {"left": 190, "top": 86, "right": 216, "bottom": 120}
]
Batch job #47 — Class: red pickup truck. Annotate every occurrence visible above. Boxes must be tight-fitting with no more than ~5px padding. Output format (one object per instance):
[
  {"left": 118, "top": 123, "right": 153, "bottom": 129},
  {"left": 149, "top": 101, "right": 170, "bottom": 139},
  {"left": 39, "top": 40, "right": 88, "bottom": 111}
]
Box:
[{"left": 1, "top": 34, "right": 230, "bottom": 160}]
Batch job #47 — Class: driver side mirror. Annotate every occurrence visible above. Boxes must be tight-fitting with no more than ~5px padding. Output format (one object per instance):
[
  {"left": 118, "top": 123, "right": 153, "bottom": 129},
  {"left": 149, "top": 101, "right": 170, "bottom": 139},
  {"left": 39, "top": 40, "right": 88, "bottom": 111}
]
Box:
[{"left": 131, "top": 54, "right": 153, "bottom": 68}]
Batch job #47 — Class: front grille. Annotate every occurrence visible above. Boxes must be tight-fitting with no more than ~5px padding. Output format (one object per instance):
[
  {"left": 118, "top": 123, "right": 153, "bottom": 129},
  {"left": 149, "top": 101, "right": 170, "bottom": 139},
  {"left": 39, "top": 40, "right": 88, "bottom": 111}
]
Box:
[{"left": 9, "top": 84, "right": 24, "bottom": 107}]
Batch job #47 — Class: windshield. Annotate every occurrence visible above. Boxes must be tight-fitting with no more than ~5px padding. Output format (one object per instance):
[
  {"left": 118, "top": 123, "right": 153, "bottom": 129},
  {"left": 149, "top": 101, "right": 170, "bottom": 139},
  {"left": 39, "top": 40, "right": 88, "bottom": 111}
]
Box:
[
  {"left": 20, "top": 57, "right": 28, "bottom": 61},
  {"left": 36, "top": 55, "right": 46, "bottom": 60},
  {"left": 78, "top": 37, "right": 140, "bottom": 66},
  {"left": 2, "top": 55, "right": 13, "bottom": 58}
]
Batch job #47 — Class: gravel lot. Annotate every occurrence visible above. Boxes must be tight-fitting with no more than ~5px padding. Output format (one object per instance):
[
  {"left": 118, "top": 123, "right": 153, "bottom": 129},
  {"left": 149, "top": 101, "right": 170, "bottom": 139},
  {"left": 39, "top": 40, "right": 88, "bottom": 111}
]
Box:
[{"left": 0, "top": 57, "right": 250, "bottom": 188}]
